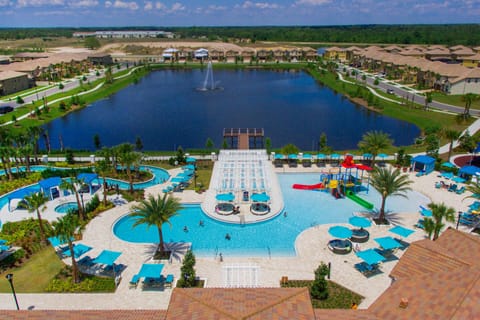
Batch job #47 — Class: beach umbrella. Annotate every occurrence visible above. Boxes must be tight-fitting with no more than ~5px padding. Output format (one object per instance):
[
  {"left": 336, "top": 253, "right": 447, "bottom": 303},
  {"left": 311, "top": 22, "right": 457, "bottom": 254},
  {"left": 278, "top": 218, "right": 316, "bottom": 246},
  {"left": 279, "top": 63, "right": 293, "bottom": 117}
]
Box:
[
  {"left": 330, "top": 153, "right": 340, "bottom": 159},
  {"left": 389, "top": 225, "right": 414, "bottom": 238},
  {"left": 186, "top": 157, "right": 196, "bottom": 163},
  {"left": 356, "top": 248, "right": 386, "bottom": 265},
  {"left": 377, "top": 153, "right": 388, "bottom": 159},
  {"left": 349, "top": 216, "right": 371, "bottom": 229},
  {"left": 274, "top": 154, "right": 284, "bottom": 159},
  {"left": 374, "top": 236, "right": 402, "bottom": 250},
  {"left": 363, "top": 153, "right": 373, "bottom": 159},
  {"left": 328, "top": 226, "right": 353, "bottom": 239},
  {"left": 288, "top": 154, "right": 297, "bottom": 159},
  {"left": 317, "top": 153, "right": 326, "bottom": 159},
  {"left": 441, "top": 162, "right": 455, "bottom": 168}
]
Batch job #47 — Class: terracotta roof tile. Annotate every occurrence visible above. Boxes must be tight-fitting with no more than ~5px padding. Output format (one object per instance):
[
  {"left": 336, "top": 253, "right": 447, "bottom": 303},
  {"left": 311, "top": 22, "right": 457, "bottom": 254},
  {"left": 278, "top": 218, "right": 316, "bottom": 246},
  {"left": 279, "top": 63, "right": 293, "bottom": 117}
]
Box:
[
  {"left": 165, "top": 288, "right": 315, "bottom": 320},
  {"left": 0, "top": 310, "right": 165, "bottom": 320}
]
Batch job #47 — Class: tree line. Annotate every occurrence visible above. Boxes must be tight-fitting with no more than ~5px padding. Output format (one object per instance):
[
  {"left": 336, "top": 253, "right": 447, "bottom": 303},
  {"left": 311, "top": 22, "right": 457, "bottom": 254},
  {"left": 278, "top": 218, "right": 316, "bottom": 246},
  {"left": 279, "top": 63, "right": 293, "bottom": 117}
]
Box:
[{"left": 1, "top": 25, "right": 480, "bottom": 45}]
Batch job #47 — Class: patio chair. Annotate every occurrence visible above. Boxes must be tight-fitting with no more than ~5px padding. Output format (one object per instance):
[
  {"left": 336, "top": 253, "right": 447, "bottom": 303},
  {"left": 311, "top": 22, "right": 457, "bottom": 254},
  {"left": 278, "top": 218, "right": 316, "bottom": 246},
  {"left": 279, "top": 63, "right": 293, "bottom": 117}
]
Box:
[
  {"left": 129, "top": 274, "right": 140, "bottom": 289},
  {"left": 354, "top": 262, "right": 380, "bottom": 277},
  {"left": 164, "top": 274, "right": 174, "bottom": 288},
  {"left": 448, "top": 184, "right": 458, "bottom": 192},
  {"left": 415, "top": 219, "right": 425, "bottom": 229},
  {"left": 456, "top": 186, "right": 466, "bottom": 195}
]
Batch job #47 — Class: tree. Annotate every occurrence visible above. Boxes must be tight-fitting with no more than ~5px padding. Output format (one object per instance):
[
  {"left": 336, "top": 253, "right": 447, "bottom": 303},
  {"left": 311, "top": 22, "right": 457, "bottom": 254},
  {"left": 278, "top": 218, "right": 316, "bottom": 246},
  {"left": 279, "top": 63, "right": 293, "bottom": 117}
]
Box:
[
  {"left": 175, "top": 146, "right": 186, "bottom": 164},
  {"left": 423, "top": 202, "right": 455, "bottom": 241},
  {"left": 65, "top": 148, "right": 74, "bottom": 164},
  {"left": 461, "top": 93, "right": 479, "bottom": 119},
  {"left": 424, "top": 92, "right": 432, "bottom": 110},
  {"left": 222, "top": 139, "right": 228, "bottom": 149},
  {"left": 177, "top": 250, "right": 197, "bottom": 288},
  {"left": 281, "top": 143, "right": 299, "bottom": 155},
  {"left": 370, "top": 167, "right": 413, "bottom": 223},
  {"left": 319, "top": 133, "right": 328, "bottom": 152},
  {"left": 16, "top": 96, "right": 24, "bottom": 104},
  {"left": 135, "top": 136, "right": 143, "bottom": 151},
  {"left": 465, "top": 181, "right": 480, "bottom": 200},
  {"left": 84, "top": 36, "right": 101, "bottom": 50},
  {"left": 425, "top": 134, "right": 440, "bottom": 158},
  {"left": 95, "top": 159, "right": 111, "bottom": 206},
  {"left": 93, "top": 134, "right": 101, "bottom": 150},
  {"left": 20, "top": 192, "right": 49, "bottom": 245},
  {"left": 310, "top": 263, "right": 329, "bottom": 300},
  {"left": 105, "top": 67, "right": 114, "bottom": 84},
  {"left": 130, "top": 194, "right": 183, "bottom": 258},
  {"left": 458, "top": 130, "right": 476, "bottom": 153},
  {"left": 265, "top": 137, "right": 272, "bottom": 153},
  {"left": 205, "top": 138, "right": 214, "bottom": 151},
  {"left": 58, "top": 83, "right": 64, "bottom": 90},
  {"left": 443, "top": 129, "right": 460, "bottom": 161},
  {"left": 357, "top": 130, "right": 393, "bottom": 167},
  {"left": 52, "top": 213, "right": 84, "bottom": 283},
  {"left": 60, "top": 178, "right": 86, "bottom": 220},
  {"left": 118, "top": 145, "right": 143, "bottom": 193}
]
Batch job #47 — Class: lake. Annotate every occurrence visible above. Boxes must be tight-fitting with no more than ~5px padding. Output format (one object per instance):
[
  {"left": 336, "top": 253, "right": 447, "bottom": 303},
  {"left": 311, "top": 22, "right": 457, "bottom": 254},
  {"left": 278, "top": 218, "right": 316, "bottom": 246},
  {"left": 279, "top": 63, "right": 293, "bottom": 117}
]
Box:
[{"left": 42, "top": 68, "right": 420, "bottom": 151}]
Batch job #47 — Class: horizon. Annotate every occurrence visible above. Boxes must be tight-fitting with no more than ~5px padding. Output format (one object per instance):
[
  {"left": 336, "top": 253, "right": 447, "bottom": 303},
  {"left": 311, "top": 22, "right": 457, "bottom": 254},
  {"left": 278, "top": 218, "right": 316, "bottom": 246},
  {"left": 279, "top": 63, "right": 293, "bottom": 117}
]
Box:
[{"left": 1, "top": 0, "right": 478, "bottom": 28}]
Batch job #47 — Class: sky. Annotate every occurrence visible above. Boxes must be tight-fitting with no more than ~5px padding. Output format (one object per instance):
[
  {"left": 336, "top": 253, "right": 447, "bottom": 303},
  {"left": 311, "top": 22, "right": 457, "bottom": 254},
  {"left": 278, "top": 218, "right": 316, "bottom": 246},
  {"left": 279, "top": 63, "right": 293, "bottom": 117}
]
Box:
[{"left": 0, "top": 0, "right": 479, "bottom": 27}]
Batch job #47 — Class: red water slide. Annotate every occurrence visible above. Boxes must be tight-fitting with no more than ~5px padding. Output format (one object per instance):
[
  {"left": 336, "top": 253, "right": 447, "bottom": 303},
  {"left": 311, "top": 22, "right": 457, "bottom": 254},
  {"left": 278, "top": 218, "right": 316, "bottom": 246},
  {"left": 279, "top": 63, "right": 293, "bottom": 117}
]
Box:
[{"left": 292, "top": 183, "right": 324, "bottom": 190}]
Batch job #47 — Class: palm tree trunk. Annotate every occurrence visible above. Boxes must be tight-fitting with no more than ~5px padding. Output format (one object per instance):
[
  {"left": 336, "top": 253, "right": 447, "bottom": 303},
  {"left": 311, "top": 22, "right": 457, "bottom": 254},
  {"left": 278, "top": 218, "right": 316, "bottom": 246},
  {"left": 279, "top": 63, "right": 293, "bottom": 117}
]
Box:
[
  {"left": 379, "top": 196, "right": 386, "bottom": 222},
  {"left": 74, "top": 191, "right": 85, "bottom": 220},
  {"left": 25, "top": 155, "right": 31, "bottom": 172},
  {"left": 448, "top": 142, "right": 454, "bottom": 161},
  {"left": 158, "top": 227, "right": 164, "bottom": 255},
  {"left": 127, "top": 167, "right": 133, "bottom": 193},
  {"left": 68, "top": 241, "right": 80, "bottom": 283},
  {"left": 36, "top": 209, "right": 47, "bottom": 245},
  {"left": 102, "top": 177, "right": 108, "bottom": 206}
]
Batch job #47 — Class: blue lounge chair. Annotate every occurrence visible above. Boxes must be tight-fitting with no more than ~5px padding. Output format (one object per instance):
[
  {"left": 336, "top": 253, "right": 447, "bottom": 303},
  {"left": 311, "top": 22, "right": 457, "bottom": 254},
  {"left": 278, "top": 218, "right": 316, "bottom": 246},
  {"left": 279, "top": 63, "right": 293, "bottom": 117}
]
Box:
[
  {"left": 165, "top": 274, "right": 174, "bottom": 288},
  {"left": 129, "top": 274, "right": 140, "bottom": 289},
  {"left": 448, "top": 184, "right": 458, "bottom": 192},
  {"left": 456, "top": 186, "right": 466, "bottom": 195},
  {"left": 415, "top": 219, "right": 425, "bottom": 229}
]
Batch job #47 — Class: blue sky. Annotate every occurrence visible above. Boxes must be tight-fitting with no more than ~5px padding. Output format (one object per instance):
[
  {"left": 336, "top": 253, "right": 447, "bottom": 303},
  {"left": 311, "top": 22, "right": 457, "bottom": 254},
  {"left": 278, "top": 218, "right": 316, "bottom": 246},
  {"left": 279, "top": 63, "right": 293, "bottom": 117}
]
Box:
[{"left": 0, "top": 0, "right": 479, "bottom": 27}]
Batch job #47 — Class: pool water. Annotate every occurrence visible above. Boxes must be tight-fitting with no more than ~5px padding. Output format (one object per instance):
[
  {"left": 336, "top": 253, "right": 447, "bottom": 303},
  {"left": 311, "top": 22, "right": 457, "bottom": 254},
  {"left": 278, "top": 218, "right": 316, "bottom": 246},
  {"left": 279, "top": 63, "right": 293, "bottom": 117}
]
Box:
[
  {"left": 113, "top": 173, "right": 430, "bottom": 257},
  {"left": 55, "top": 202, "right": 79, "bottom": 214}
]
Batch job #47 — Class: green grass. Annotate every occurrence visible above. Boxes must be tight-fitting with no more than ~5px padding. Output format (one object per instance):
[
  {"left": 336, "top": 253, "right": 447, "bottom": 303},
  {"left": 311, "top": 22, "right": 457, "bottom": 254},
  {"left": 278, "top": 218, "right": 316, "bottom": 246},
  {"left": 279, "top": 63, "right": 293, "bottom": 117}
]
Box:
[
  {"left": 282, "top": 280, "right": 363, "bottom": 309},
  {"left": 432, "top": 92, "right": 480, "bottom": 110},
  {"left": 0, "top": 247, "right": 64, "bottom": 293}
]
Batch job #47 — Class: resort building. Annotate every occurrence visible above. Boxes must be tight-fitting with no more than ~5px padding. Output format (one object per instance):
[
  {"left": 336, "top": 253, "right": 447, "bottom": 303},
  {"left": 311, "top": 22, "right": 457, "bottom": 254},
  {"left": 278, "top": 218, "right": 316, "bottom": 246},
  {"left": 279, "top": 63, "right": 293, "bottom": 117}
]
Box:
[
  {"left": 324, "top": 47, "right": 348, "bottom": 62},
  {"left": 87, "top": 53, "right": 114, "bottom": 66},
  {"left": 0, "top": 55, "right": 10, "bottom": 65},
  {"left": 0, "top": 70, "right": 31, "bottom": 96}
]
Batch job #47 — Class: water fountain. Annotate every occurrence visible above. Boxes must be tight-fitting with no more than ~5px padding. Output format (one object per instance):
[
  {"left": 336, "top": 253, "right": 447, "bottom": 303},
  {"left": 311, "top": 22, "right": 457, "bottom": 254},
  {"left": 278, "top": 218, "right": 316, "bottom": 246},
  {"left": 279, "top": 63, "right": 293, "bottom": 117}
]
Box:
[{"left": 197, "top": 61, "right": 222, "bottom": 91}]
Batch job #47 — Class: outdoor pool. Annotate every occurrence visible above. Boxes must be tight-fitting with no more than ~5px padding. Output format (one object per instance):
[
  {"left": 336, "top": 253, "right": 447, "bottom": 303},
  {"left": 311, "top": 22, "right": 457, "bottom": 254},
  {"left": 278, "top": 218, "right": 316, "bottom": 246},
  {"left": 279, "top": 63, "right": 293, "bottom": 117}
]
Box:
[
  {"left": 112, "top": 173, "right": 430, "bottom": 257},
  {"left": 54, "top": 202, "right": 78, "bottom": 214}
]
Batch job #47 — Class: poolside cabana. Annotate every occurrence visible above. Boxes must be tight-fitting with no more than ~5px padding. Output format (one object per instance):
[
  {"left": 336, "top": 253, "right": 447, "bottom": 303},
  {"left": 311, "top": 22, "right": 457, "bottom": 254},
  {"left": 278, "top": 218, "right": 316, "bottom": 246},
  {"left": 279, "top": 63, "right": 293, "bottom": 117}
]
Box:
[
  {"left": 410, "top": 155, "right": 435, "bottom": 174},
  {"left": 274, "top": 154, "right": 284, "bottom": 168},
  {"left": 77, "top": 173, "right": 100, "bottom": 194},
  {"left": 288, "top": 154, "right": 298, "bottom": 168},
  {"left": 302, "top": 154, "right": 312, "bottom": 167},
  {"left": 458, "top": 165, "right": 480, "bottom": 180},
  {"left": 316, "top": 154, "right": 326, "bottom": 167},
  {"left": 7, "top": 188, "right": 35, "bottom": 212},
  {"left": 38, "top": 177, "right": 62, "bottom": 200}
]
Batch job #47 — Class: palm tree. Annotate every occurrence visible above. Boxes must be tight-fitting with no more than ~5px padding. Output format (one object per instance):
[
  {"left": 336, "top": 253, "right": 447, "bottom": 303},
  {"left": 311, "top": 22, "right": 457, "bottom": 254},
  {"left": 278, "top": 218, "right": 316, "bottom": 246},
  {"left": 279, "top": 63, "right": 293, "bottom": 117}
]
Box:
[
  {"left": 52, "top": 213, "right": 84, "bottom": 284},
  {"left": 118, "top": 147, "right": 142, "bottom": 193},
  {"left": 130, "top": 194, "right": 183, "bottom": 258},
  {"left": 465, "top": 181, "right": 480, "bottom": 199},
  {"left": 20, "top": 192, "right": 49, "bottom": 245},
  {"left": 60, "top": 178, "right": 85, "bottom": 220},
  {"left": 26, "top": 126, "right": 43, "bottom": 164},
  {"left": 461, "top": 93, "right": 479, "bottom": 119},
  {"left": 443, "top": 129, "right": 461, "bottom": 161},
  {"left": 95, "top": 159, "right": 111, "bottom": 206},
  {"left": 358, "top": 130, "right": 393, "bottom": 167},
  {"left": 423, "top": 202, "right": 455, "bottom": 240},
  {"left": 369, "top": 167, "right": 413, "bottom": 223}
]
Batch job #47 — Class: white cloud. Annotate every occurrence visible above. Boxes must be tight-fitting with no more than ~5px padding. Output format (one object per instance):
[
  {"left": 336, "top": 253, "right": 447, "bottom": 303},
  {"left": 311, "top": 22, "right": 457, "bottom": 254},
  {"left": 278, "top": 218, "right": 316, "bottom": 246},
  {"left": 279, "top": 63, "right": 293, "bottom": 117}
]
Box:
[
  {"left": 144, "top": 1, "right": 184, "bottom": 12},
  {"left": 0, "top": 0, "right": 12, "bottom": 6},
  {"left": 236, "top": 1, "right": 280, "bottom": 9},
  {"left": 294, "top": 0, "right": 331, "bottom": 5},
  {"left": 143, "top": 0, "right": 152, "bottom": 10},
  {"left": 170, "top": 2, "right": 184, "bottom": 12},
  {"left": 105, "top": 0, "right": 138, "bottom": 10},
  {"left": 69, "top": 0, "right": 98, "bottom": 8},
  {"left": 155, "top": 1, "right": 166, "bottom": 10},
  {"left": 17, "top": 0, "right": 64, "bottom": 7},
  {"left": 33, "top": 9, "right": 73, "bottom": 15}
]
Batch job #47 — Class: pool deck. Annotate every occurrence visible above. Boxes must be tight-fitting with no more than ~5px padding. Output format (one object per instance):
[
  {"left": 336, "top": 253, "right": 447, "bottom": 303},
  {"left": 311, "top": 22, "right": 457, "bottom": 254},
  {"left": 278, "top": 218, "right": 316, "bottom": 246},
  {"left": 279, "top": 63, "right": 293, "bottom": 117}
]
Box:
[{"left": 0, "top": 164, "right": 475, "bottom": 310}]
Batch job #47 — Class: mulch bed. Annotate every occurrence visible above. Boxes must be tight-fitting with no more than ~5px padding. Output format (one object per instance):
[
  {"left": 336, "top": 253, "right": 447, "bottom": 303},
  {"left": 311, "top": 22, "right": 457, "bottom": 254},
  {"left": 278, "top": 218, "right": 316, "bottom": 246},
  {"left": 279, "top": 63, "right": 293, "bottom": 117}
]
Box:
[{"left": 453, "top": 155, "right": 480, "bottom": 167}]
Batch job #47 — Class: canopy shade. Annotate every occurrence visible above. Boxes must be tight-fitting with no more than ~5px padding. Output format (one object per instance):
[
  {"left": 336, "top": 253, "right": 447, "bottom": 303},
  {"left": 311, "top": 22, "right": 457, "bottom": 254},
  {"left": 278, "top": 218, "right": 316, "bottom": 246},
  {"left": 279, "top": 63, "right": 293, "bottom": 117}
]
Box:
[
  {"left": 62, "top": 243, "right": 92, "bottom": 259},
  {"left": 48, "top": 236, "right": 74, "bottom": 248},
  {"left": 377, "top": 153, "right": 388, "bottom": 159},
  {"left": 411, "top": 155, "right": 436, "bottom": 174},
  {"left": 389, "top": 225, "right": 415, "bottom": 238},
  {"left": 186, "top": 157, "right": 196, "bottom": 163},
  {"left": 92, "top": 250, "right": 122, "bottom": 266},
  {"left": 137, "top": 263, "right": 164, "bottom": 279},
  {"left": 355, "top": 164, "right": 373, "bottom": 171},
  {"left": 459, "top": 165, "right": 480, "bottom": 177},
  {"left": 328, "top": 226, "right": 353, "bottom": 239},
  {"left": 77, "top": 173, "right": 99, "bottom": 185},
  {"left": 349, "top": 216, "right": 371, "bottom": 228},
  {"left": 374, "top": 236, "right": 402, "bottom": 250},
  {"left": 362, "top": 153, "right": 373, "bottom": 159},
  {"left": 330, "top": 153, "right": 340, "bottom": 159},
  {"left": 316, "top": 154, "right": 326, "bottom": 159},
  {"left": 302, "top": 153, "right": 312, "bottom": 159},
  {"left": 251, "top": 192, "right": 270, "bottom": 202},
  {"left": 288, "top": 154, "right": 298, "bottom": 159},
  {"left": 441, "top": 162, "right": 456, "bottom": 168},
  {"left": 38, "top": 177, "right": 62, "bottom": 192},
  {"left": 274, "top": 154, "right": 284, "bottom": 159},
  {"left": 216, "top": 193, "right": 235, "bottom": 201},
  {"left": 356, "top": 248, "right": 386, "bottom": 265},
  {"left": 183, "top": 164, "right": 195, "bottom": 170}
]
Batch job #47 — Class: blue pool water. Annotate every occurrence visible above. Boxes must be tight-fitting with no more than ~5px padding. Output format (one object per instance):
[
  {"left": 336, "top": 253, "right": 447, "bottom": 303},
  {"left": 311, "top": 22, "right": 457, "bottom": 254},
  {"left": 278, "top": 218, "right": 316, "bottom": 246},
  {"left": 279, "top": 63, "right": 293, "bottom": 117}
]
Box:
[
  {"left": 54, "top": 202, "right": 78, "bottom": 214},
  {"left": 113, "top": 173, "right": 430, "bottom": 257}
]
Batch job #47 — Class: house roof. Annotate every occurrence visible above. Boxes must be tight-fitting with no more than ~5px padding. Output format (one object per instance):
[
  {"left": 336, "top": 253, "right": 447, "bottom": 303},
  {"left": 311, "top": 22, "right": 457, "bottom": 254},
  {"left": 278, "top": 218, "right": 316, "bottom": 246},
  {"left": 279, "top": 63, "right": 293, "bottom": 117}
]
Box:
[
  {"left": 165, "top": 287, "right": 315, "bottom": 319},
  {"left": 0, "top": 70, "right": 28, "bottom": 80},
  {"left": 434, "top": 228, "right": 480, "bottom": 266}
]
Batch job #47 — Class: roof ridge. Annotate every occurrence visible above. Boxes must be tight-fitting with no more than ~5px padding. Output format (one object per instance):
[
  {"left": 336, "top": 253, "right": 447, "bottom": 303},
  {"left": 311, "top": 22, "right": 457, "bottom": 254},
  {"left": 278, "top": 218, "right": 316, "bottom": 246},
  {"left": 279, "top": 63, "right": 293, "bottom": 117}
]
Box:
[
  {"left": 242, "top": 287, "right": 310, "bottom": 319},
  {"left": 447, "top": 269, "right": 480, "bottom": 319},
  {"left": 413, "top": 239, "right": 471, "bottom": 265}
]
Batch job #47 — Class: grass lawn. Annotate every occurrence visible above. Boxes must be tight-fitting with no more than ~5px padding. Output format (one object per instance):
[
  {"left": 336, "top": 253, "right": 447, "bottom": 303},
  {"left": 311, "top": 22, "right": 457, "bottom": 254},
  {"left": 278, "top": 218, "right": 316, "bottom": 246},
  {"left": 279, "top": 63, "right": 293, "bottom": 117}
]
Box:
[
  {"left": 432, "top": 92, "right": 480, "bottom": 110},
  {"left": 0, "top": 247, "right": 64, "bottom": 293},
  {"left": 282, "top": 280, "right": 363, "bottom": 309}
]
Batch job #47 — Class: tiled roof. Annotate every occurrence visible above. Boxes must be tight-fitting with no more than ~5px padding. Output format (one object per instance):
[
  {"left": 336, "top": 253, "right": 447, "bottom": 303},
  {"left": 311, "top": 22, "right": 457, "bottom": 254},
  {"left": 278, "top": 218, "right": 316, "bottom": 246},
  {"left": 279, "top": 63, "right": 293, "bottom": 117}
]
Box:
[
  {"left": 165, "top": 287, "right": 315, "bottom": 319},
  {"left": 369, "top": 266, "right": 480, "bottom": 320},
  {"left": 313, "top": 309, "right": 380, "bottom": 319},
  {"left": 0, "top": 70, "right": 28, "bottom": 81},
  {"left": 434, "top": 228, "right": 480, "bottom": 266},
  {"left": 390, "top": 238, "right": 469, "bottom": 280},
  {"left": 0, "top": 310, "right": 165, "bottom": 320}
]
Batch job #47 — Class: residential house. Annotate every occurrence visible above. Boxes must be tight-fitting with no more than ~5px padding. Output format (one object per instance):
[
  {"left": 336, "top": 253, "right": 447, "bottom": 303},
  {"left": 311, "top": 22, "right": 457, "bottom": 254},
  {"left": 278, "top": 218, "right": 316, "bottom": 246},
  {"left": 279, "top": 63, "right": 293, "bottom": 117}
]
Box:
[{"left": 0, "top": 71, "right": 31, "bottom": 96}]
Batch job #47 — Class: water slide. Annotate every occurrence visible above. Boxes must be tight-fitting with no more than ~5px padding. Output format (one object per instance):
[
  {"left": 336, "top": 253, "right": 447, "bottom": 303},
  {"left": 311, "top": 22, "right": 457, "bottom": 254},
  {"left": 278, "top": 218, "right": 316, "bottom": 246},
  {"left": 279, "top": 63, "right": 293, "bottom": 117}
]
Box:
[
  {"left": 292, "top": 183, "right": 324, "bottom": 190},
  {"left": 346, "top": 190, "right": 374, "bottom": 210}
]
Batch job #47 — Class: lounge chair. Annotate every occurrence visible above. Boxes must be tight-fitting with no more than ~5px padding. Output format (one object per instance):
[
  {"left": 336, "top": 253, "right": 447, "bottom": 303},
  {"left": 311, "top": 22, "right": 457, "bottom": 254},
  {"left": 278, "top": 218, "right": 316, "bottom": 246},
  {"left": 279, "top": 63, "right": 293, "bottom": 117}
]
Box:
[
  {"left": 448, "top": 184, "right": 458, "bottom": 192},
  {"left": 435, "top": 181, "right": 442, "bottom": 189},
  {"left": 456, "top": 186, "right": 466, "bottom": 195},
  {"left": 415, "top": 219, "right": 425, "bottom": 229},
  {"left": 165, "top": 274, "right": 174, "bottom": 288},
  {"left": 129, "top": 274, "right": 140, "bottom": 289},
  {"left": 354, "top": 262, "right": 380, "bottom": 277}
]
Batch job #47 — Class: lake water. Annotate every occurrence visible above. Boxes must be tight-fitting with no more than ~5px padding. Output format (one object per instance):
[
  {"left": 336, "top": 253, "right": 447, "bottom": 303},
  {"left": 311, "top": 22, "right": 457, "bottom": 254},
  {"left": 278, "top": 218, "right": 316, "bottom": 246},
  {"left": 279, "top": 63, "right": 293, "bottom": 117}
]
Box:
[{"left": 42, "top": 68, "right": 420, "bottom": 151}]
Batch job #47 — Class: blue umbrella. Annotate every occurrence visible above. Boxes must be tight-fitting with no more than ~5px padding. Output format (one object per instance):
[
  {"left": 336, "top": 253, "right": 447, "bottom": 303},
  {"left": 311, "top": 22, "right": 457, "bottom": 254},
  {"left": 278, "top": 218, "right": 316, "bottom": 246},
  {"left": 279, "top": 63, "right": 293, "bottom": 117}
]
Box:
[
  {"left": 374, "top": 236, "right": 402, "bottom": 250},
  {"left": 274, "top": 154, "right": 284, "bottom": 159},
  {"left": 328, "top": 226, "right": 353, "bottom": 239},
  {"left": 363, "top": 153, "right": 373, "bottom": 159},
  {"left": 330, "top": 153, "right": 340, "bottom": 159},
  {"left": 317, "top": 153, "right": 326, "bottom": 159},
  {"left": 356, "top": 248, "right": 386, "bottom": 265},
  {"left": 186, "top": 157, "right": 196, "bottom": 163},
  {"left": 389, "top": 225, "right": 415, "bottom": 238},
  {"left": 288, "top": 154, "right": 297, "bottom": 159},
  {"left": 377, "top": 153, "right": 388, "bottom": 159},
  {"left": 216, "top": 193, "right": 235, "bottom": 201},
  {"left": 441, "top": 162, "right": 455, "bottom": 168},
  {"left": 452, "top": 176, "right": 466, "bottom": 183},
  {"left": 349, "top": 216, "right": 371, "bottom": 228}
]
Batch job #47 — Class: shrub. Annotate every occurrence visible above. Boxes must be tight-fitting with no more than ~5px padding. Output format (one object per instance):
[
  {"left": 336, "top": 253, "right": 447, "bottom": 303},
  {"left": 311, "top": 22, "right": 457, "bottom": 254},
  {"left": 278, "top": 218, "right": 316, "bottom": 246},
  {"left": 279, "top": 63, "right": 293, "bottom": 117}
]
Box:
[
  {"left": 45, "top": 266, "right": 116, "bottom": 292},
  {"left": 176, "top": 250, "right": 196, "bottom": 288},
  {"left": 310, "top": 263, "right": 329, "bottom": 300},
  {"left": 16, "top": 96, "right": 24, "bottom": 104}
]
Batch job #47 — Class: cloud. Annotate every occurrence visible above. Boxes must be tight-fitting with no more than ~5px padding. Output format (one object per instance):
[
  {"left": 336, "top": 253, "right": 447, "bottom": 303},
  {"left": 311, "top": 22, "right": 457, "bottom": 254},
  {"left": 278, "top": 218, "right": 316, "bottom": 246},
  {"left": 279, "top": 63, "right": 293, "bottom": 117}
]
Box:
[
  {"left": 17, "top": 0, "right": 64, "bottom": 7},
  {"left": 143, "top": 0, "right": 152, "bottom": 10},
  {"left": 294, "top": 0, "right": 331, "bottom": 5},
  {"left": 235, "top": 1, "right": 280, "bottom": 9},
  {"left": 0, "top": 0, "right": 12, "bottom": 6},
  {"left": 33, "top": 9, "right": 73, "bottom": 15},
  {"left": 170, "top": 2, "right": 184, "bottom": 12},
  {"left": 143, "top": 1, "right": 184, "bottom": 12},
  {"left": 105, "top": 0, "right": 138, "bottom": 10},
  {"left": 69, "top": 0, "right": 98, "bottom": 8}
]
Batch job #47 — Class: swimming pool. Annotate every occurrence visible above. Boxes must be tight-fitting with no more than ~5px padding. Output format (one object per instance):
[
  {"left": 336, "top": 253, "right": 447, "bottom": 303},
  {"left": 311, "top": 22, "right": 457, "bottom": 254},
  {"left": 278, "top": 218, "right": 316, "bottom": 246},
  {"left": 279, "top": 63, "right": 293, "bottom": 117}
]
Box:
[
  {"left": 113, "top": 173, "right": 430, "bottom": 257},
  {"left": 54, "top": 202, "right": 78, "bottom": 214}
]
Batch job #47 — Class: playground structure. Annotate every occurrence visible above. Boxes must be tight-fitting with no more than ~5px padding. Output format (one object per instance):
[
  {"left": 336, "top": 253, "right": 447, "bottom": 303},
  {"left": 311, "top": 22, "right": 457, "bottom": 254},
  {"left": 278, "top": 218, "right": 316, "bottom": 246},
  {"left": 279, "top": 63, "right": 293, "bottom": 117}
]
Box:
[{"left": 292, "top": 155, "right": 374, "bottom": 210}]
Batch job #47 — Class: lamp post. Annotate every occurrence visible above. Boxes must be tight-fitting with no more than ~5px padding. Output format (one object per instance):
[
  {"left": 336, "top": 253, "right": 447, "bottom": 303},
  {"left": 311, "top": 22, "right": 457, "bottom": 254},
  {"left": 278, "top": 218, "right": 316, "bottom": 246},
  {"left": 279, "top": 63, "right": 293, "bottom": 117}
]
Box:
[{"left": 6, "top": 274, "right": 19, "bottom": 310}]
